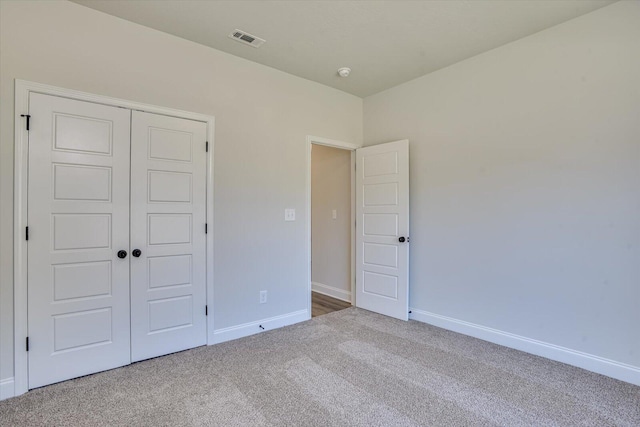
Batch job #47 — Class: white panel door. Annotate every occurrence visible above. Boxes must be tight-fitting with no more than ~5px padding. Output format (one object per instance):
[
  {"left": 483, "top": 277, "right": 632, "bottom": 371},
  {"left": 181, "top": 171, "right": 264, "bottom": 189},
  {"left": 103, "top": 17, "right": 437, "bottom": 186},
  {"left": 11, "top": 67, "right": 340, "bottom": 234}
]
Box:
[
  {"left": 355, "top": 140, "right": 409, "bottom": 320},
  {"left": 130, "top": 111, "right": 208, "bottom": 362},
  {"left": 27, "top": 93, "right": 131, "bottom": 388}
]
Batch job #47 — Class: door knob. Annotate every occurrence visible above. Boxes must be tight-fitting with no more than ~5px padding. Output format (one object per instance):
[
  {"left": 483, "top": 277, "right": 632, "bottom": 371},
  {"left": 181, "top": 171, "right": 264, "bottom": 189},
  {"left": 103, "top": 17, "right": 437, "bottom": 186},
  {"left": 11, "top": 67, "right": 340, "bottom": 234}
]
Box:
[
  {"left": 132, "top": 249, "right": 142, "bottom": 258},
  {"left": 117, "top": 250, "right": 127, "bottom": 259},
  {"left": 399, "top": 237, "right": 408, "bottom": 243}
]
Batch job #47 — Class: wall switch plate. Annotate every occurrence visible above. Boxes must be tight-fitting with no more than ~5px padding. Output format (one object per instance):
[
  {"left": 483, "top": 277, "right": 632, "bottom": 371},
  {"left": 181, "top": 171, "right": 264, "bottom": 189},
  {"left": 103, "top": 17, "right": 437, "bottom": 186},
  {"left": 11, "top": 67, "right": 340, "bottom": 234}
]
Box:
[
  {"left": 260, "top": 290, "right": 267, "bottom": 304},
  {"left": 332, "top": 209, "right": 337, "bottom": 219},
  {"left": 285, "top": 208, "right": 295, "bottom": 221}
]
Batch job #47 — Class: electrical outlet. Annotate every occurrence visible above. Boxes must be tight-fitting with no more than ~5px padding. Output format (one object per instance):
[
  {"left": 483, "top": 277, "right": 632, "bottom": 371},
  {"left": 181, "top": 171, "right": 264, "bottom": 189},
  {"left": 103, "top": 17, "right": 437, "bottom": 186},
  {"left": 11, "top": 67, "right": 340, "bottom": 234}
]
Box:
[
  {"left": 285, "top": 208, "right": 295, "bottom": 221},
  {"left": 260, "top": 290, "right": 267, "bottom": 304}
]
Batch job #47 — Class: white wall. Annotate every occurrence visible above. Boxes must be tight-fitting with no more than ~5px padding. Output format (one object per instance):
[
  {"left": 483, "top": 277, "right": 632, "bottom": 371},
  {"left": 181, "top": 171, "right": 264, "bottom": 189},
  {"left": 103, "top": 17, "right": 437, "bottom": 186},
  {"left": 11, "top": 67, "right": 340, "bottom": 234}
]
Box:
[
  {"left": 311, "top": 144, "right": 352, "bottom": 301},
  {"left": 364, "top": 0, "right": 640, "bottom": 379},
  {"left": 0, "top": 0, "right": 362, "bottom": 389}
]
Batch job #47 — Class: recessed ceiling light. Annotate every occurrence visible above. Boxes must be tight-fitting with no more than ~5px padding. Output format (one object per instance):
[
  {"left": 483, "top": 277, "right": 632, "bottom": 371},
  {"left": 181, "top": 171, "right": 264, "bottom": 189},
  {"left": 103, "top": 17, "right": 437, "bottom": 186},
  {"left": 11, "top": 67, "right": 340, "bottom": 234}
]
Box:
[{"left": 337, "top": 67, "right": 351, "bottom": 77}]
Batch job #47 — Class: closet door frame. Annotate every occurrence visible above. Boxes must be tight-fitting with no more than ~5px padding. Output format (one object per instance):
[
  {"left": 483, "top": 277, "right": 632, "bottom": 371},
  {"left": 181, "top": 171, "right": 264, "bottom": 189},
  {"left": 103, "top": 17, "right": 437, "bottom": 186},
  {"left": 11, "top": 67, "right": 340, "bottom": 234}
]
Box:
[{"left": 12, "top": 79, "right": 215, "bottom": 398}]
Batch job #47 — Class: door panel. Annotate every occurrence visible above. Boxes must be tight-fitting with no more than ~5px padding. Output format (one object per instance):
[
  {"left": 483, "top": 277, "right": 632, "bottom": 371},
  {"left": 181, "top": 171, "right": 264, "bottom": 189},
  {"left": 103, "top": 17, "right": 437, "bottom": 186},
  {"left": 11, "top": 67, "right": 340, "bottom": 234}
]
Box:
[
  {"left": 355, "top": 140, "right": 409, "bottom": 320},
  {"left": 130, "top": 111, "right": 207, "bottom": 362},
  {"left": 27, "top": 93, "right": 131, "bottom": 388}
]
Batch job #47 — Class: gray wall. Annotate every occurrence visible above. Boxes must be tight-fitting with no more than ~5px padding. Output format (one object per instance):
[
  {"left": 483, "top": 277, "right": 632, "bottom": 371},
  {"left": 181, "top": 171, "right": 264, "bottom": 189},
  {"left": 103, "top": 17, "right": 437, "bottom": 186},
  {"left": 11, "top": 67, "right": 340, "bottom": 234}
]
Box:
[
  {"left": 0, "top": 0, "right": 362, "bottom": 385},
  {"left": 311, "top": 144, "right": 352, "bottom": 301},
  {"left": 364, "top": 1, "right": 639, "bottom": 367}
]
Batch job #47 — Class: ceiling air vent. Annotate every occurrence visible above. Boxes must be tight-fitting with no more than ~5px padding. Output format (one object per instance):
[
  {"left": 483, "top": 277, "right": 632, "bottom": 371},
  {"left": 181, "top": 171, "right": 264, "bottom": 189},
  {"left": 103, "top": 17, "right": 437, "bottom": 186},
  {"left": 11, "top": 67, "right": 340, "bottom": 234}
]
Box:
[{"left": 228, "top": 29, "right": 265, "bottom": 48}]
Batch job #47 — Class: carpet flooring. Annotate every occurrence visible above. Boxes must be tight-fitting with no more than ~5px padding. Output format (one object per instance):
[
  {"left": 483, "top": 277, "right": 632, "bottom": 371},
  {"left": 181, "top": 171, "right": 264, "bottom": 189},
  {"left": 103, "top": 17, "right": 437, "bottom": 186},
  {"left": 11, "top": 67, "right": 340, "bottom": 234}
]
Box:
[{"left": 1, "top": 307, "right": 639, "bottom": 426}]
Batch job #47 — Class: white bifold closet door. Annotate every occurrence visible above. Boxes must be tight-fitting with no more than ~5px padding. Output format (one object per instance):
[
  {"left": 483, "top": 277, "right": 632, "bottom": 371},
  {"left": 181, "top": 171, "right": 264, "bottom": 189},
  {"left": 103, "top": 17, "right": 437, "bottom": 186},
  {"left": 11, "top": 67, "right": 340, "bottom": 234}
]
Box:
[
  {"left": 130, "top": 111, "right": 207, "bottom": 362},
  {"left": 27, "top": 93, "right": 132, "bottom": 389},
  {"left": 27, "top": 93, "right": 208, "bottom": 389}
]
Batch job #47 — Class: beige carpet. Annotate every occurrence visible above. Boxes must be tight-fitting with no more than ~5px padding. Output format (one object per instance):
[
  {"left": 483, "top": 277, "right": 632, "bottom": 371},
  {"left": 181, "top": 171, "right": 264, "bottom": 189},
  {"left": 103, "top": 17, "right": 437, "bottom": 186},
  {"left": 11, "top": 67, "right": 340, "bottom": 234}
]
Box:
[{"left": 1, "top": 307, "right": 639, "bottom": 426}]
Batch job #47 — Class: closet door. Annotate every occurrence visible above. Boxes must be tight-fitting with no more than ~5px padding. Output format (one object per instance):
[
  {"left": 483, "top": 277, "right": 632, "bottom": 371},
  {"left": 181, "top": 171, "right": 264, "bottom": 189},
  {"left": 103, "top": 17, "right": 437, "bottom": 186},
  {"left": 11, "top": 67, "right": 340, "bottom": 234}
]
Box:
[
  {"left": 130, "top": 111, "right": 208, "bottom": 362},
  {"left": 27, "top": 93, "right": 132, "bottom": 388}
]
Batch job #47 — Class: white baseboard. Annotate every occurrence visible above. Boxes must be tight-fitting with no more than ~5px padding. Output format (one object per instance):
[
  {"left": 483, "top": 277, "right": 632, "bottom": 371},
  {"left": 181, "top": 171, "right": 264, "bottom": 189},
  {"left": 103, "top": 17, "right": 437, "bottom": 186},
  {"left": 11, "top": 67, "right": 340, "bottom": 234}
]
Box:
[
  {"left": 409, "top": 308, "right": 640, "bottom": 386},
  {"left": 0, "top": 377, "right": 15, "bottom": 401},
  {"left": 211, "top": 309, "right": 309, "bottom": 345},
  {"left": 312, "top": 282, "right": 352, "bottom": 303}
]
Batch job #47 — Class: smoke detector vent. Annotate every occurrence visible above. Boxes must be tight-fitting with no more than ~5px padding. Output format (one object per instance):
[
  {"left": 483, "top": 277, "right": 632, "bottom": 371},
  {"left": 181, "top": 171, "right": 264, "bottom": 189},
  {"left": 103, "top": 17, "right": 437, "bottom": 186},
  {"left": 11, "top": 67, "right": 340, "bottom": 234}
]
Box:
[{"left": 229, "top": 29, "right": 266, "bottom": 48}]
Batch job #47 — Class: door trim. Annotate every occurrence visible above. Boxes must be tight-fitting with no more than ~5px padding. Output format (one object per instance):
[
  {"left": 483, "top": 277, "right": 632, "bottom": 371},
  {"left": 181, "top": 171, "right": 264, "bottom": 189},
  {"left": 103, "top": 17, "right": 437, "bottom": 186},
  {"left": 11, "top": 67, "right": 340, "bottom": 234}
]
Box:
[
  {"left": 13, "top": 79, "right": 215, "bottom": 398},
  {"left": 305, "top": 135, "right": 360, "bottom": 318}
]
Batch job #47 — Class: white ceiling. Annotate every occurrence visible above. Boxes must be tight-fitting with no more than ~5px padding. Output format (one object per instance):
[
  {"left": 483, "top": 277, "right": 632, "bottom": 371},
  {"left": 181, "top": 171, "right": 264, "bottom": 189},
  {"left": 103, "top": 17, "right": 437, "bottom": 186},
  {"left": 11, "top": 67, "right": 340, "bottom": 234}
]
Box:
[{"left": 72, "top": 0, "right": 616, "bottom": 97}]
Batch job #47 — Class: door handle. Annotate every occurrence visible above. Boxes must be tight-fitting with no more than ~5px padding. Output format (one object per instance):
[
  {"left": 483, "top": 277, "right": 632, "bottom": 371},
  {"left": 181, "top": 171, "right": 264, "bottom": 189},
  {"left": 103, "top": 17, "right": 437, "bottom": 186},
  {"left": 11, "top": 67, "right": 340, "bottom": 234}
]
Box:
[
  {"left": 132, "top": 249, "right": 142, "bottom": 258},
  {"left": 398, "top": 237, "right": 409, "bottom": 243},
  {"left": 117, "top": 250, "right": 128, "bottom": 259}
]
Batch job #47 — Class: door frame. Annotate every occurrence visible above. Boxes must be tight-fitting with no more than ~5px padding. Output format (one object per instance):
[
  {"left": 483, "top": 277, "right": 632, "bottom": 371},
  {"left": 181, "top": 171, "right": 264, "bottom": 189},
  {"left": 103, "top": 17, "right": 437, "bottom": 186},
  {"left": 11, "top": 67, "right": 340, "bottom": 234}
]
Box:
[
  {"left": 13, "top": 79, "right": 215, "bottom": 397},
  {"left": 305, "top": 135, "right": 360, "bottom": 317}
]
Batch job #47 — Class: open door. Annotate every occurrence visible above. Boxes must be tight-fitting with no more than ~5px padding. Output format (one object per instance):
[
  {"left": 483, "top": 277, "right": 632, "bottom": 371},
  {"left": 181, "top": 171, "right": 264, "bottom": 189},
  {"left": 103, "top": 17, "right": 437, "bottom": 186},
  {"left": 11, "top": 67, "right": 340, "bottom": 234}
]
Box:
[{"left": 355, "top": 140, "right": 409, "bottom": 320}]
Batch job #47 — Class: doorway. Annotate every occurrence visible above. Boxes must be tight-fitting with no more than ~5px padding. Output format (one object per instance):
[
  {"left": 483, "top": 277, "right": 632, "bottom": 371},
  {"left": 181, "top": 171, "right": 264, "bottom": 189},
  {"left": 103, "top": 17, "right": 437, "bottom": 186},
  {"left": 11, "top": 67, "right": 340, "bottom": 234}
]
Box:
[
  {"left": 311, "top": 143, "right": 353, "bottom": 317},
  {"left": 307, "top": 136, "right": 358, "bottom": 317},
  {"left": 306, "top": 136, "right": 410, "bottom": 321}
]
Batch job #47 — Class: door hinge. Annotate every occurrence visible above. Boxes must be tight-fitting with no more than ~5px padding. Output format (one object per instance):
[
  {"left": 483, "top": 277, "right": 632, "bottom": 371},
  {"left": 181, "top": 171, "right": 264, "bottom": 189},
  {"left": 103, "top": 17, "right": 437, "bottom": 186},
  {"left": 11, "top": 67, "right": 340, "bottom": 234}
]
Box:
[
  {"left": 205, "top": 223, "right": 208, "bottom": 234},
  {"left": 26, "top": 337, "right": 29, "bottom": 352},
  {"left": 20, "top": 114, "right": 31, "bottom": 131},
  {"left": 25, "top": 226, "right": 29, "bottom": 241},
  {"left": 205, "top": 305, "right": 208, "bottom": 316},
  {"left": 206, "top": 141, "right": 209, "bottom": 152}
]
